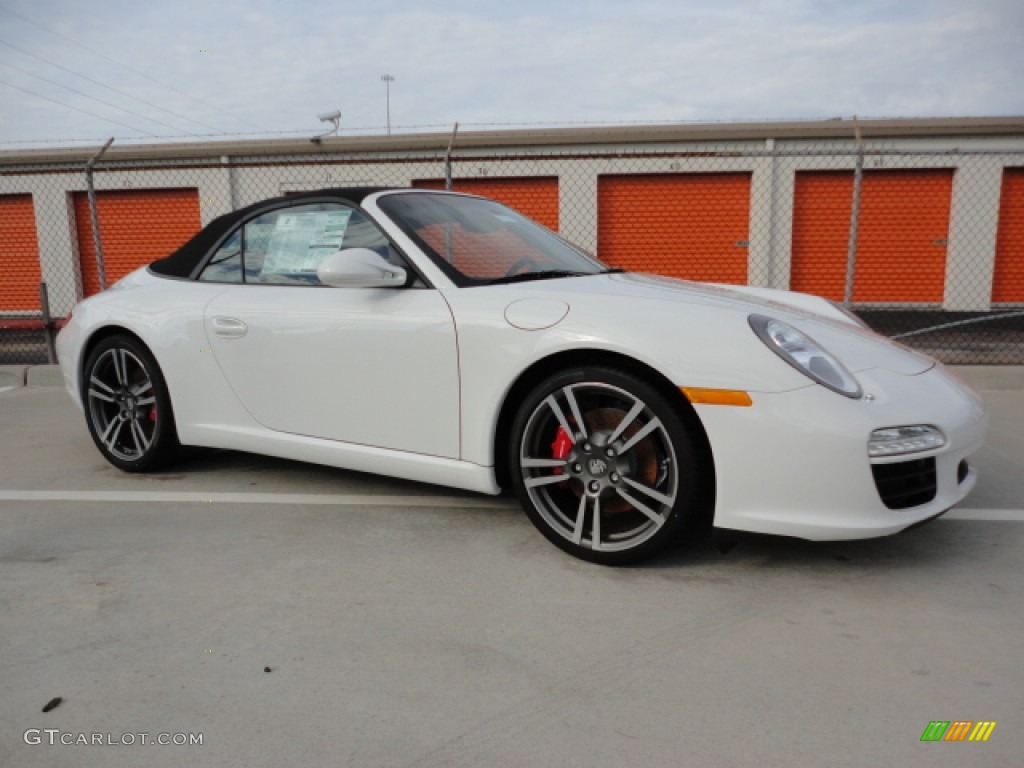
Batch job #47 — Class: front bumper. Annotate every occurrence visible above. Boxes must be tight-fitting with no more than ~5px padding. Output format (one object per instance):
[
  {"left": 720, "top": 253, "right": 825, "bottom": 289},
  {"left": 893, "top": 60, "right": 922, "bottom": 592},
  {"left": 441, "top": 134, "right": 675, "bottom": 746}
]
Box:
[
  {"left": 55, "top": 319, "right": 84, "bottom": 410},
  {"left": 696, "top": 364, "right": 987, "bottom": 540}
]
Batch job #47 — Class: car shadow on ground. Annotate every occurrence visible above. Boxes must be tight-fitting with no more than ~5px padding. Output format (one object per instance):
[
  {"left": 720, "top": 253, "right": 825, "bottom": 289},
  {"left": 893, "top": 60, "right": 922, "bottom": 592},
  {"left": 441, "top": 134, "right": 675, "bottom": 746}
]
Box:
[
  {"left": 638, "top": 514, "right": 1017, "bottom": 575},
  {"left": 133, "top": 448, "right": 1017, "bottom": 575},
  {"left": 154, "top": 447, "right": 494, "bottom": 499}
]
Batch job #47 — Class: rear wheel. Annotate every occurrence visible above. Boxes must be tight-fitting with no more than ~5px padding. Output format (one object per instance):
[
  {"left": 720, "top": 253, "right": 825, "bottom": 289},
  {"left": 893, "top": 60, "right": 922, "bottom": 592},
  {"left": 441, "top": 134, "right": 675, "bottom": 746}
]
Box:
[
  {"left": 509, "top": 366, "right": 705, "bottom": 565},
  {"left": 82, "top": 335, "right": 179, "bottom": 472}
]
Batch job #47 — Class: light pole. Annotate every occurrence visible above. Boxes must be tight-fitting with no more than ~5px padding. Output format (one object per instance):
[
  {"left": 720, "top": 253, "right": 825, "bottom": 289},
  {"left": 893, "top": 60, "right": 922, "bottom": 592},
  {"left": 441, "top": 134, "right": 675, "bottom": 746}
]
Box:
[{"left": 381, "top": 74, "right": 395, "bottom": 135}]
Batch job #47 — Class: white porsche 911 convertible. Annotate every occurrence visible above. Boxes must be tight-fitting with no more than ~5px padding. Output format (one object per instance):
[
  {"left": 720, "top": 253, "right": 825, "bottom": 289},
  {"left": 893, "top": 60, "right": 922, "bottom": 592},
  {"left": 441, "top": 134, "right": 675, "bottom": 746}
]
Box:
[{"left": 57, "top": 188, "right": 987, "bottom": 564}]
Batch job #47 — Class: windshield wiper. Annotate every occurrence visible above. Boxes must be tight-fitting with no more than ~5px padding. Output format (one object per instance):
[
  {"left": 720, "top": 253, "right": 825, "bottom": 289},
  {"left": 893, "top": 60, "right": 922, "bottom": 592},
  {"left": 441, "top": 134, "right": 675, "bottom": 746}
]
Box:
[{"left": 482, "top": 270, "right": 592, "bottom": 286}]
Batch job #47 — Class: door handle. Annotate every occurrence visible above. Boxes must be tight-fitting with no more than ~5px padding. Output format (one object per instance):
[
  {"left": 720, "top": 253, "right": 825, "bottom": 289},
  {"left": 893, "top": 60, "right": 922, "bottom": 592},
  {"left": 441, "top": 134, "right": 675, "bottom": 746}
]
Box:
[{"left": 211, "top": 316, "right": 248, "bottom": 339}]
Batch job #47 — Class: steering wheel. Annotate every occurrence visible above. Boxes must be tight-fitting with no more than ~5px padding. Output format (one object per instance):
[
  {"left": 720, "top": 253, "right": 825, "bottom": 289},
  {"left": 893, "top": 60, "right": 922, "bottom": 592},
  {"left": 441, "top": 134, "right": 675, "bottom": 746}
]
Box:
[{"left": 505, "top": 257, "right": 539, "bottom": 277}]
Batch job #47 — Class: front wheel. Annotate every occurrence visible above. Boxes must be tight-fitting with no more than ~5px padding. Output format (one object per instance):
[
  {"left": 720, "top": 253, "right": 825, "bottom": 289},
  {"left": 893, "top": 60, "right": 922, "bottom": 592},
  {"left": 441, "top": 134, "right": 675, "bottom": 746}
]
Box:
[
  {"left": 82, "top": 334, "right": 180, "bottom": 472},
  {"left": 509, "top": 367, "right": 706, "bottom": 565}
]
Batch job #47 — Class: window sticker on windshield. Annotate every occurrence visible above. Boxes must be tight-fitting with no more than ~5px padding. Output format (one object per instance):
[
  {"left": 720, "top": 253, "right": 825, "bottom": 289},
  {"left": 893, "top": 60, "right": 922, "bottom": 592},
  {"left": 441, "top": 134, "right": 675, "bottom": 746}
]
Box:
[
  {"left": 310, "top": 232, "right": 344, "bottom": 248},
  {"left": 262, "top": 210, "right": 353, "bottom": 274},
  {"left": 324, "top": 211, "right": 351, "bottom": 229}
]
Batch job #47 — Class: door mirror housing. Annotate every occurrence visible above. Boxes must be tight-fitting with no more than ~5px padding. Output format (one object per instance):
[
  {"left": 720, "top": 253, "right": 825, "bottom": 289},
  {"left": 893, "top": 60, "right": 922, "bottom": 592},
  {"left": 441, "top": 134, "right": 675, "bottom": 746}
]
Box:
[{"left": 317, "top": 248, "right": 407, "bottom": 288}]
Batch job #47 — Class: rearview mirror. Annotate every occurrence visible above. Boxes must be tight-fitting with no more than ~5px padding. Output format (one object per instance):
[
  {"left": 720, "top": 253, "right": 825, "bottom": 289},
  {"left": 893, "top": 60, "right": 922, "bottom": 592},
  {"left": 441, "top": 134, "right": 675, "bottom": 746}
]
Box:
[{"left": 317, "top": 248, "right": 407, "bottom": 288}]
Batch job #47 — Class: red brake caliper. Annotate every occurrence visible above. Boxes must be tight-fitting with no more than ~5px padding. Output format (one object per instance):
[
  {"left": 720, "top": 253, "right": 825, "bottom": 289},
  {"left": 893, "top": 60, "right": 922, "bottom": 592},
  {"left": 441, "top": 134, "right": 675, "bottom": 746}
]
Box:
[
  {"left": 551, "top": 425, "right": 574, "bottom": 477},
  {"left": 148, "top": 407, "right": 158, "bottom": 422}
]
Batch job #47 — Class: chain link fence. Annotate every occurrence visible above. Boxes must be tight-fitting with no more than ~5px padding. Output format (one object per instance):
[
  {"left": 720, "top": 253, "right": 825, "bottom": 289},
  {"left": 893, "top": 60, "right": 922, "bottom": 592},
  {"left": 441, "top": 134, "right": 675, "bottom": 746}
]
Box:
[{"left": 2, "top": 142, "right": 1023, "bottom": 365}]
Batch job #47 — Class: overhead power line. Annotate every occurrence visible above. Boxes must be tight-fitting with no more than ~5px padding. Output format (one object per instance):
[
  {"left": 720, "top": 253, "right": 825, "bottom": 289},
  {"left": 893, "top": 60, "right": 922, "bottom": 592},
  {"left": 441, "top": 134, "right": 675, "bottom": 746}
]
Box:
[
  {"left": 0, "top": 4, "right": 264, "bottom": 132},
  {"left": 0, "top": 78, "right": 153, "bottom": 135},
  {"left": 0, "top": 37, "right": 220, "bottom": 134},
  {"left": 0, "top": 59, "right": 187, "bottom": 135}
]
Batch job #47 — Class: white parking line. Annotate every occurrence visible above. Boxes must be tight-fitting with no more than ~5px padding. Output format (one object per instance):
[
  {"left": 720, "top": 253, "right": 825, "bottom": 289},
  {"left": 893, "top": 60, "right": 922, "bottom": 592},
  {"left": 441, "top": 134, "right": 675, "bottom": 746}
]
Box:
[
  {"left": 0, "top": 491, "right": 1018, "bottom": 520},
  {"left": 942, "top": 508, "right": 1024, "bottom": 521},
  {"left": 0, "top": 489, "right": 518, "bottom": 508}
]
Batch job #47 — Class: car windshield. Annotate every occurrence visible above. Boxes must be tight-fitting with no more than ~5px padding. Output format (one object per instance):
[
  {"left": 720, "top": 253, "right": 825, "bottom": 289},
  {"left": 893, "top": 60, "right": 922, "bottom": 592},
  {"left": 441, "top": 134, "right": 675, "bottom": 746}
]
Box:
[{"left": 375, "top": 192, "right": 611, "bottom": 286}]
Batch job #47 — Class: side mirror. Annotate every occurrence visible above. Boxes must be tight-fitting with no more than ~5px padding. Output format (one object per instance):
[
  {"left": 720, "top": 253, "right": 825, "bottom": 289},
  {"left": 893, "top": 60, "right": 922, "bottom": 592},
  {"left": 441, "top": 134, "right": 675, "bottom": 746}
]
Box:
[{"left": 317, "top": 248, "right": 407, "bottom": 288}]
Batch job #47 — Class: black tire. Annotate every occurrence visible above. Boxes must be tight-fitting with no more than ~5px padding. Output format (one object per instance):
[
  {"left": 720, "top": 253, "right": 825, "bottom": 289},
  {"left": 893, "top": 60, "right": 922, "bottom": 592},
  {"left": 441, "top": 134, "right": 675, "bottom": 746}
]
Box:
[
  {"left": 81, "top": 334, "right": 180, "bottom": 472},
  {"left": 509, "top": 366, "right": 704, "bottom": 565}
]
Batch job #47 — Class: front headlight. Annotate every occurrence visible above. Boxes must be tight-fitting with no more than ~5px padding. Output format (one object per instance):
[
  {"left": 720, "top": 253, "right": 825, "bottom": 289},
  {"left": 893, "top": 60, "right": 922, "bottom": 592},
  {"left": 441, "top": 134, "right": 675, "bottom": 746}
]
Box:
[{"left": 749, "top": 314, "right": 862, "bottom": 399}]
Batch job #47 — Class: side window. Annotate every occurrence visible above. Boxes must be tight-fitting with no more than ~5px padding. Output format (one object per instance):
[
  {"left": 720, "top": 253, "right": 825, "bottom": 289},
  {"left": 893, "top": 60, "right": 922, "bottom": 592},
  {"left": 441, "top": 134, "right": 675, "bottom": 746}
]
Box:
[
  {"left": 198, "top": 230, "right": 242, "bottom": 282},
  {"left": 339, "top": 212, "right": 403, "bottom": 265},
  {"left": 246, "top": 204, "right": 402, "bottom": 285},
  {"left": 197, "top": 202, "right": 406, "bottom": 286}
]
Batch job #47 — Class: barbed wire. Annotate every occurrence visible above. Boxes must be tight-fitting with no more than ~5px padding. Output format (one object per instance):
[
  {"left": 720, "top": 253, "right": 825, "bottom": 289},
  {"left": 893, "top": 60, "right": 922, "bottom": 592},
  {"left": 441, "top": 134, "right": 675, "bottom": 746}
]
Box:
[{"left": 0, "top": 4, "right": 260, "bottom": 132}]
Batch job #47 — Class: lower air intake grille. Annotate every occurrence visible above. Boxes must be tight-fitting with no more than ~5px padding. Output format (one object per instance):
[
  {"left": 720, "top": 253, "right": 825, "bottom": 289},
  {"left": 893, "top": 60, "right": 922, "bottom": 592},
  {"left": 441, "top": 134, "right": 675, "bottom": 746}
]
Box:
[{"left": 872, "top": 458, "right": 938, "bottom": 510}]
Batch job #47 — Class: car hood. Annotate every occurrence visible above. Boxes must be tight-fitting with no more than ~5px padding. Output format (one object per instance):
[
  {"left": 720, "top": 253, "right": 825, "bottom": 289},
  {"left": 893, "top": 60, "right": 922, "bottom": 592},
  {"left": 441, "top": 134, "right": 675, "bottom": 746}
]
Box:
[
  {"left": 500, "top": 272, "right": 935, "bottom": 376},
  {"left": 606, "top": 272, "right": 851, "bottom": 320}
]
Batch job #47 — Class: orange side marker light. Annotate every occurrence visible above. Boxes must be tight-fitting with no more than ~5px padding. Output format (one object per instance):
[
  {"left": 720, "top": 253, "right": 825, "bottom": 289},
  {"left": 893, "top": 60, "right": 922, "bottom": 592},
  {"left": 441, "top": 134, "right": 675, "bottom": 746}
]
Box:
[{"left": 681, "top": 388, "right": 753, "bottom": 407}]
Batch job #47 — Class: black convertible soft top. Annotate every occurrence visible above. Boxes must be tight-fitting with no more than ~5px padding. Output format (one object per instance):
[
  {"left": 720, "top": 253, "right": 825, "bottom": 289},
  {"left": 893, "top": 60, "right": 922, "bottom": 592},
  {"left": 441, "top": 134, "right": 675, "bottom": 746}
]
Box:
[{"left": 149, "top": 187, "right": 394, "bottom": 279}]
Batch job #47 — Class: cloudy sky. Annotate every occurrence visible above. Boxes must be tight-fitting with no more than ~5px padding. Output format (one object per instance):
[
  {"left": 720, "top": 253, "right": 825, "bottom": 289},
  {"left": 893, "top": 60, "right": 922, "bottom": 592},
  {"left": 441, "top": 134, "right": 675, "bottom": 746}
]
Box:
[{"left": 0, "top": 0, "right": 1021, "bottom": 147}]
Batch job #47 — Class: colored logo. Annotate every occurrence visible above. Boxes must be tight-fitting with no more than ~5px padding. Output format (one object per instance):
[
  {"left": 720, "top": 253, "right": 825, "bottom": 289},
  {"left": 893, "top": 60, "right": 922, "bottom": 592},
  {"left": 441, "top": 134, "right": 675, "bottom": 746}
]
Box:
[{"left": 920, "top": 721, "right": 997, "bottom": 742}]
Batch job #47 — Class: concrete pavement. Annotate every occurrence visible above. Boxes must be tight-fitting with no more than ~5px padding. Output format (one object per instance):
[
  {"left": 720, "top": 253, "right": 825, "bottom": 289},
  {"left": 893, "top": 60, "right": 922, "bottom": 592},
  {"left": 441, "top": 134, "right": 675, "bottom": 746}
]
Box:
[{"left": 1, "top": 371, "right": 1022, "bottom": 767}]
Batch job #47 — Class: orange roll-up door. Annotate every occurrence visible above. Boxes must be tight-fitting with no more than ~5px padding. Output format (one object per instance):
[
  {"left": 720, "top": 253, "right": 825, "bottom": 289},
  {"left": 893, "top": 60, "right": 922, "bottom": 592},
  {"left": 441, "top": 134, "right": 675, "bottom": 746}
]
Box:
[
  {"left": 791, "top": 170, "right": 953, "bottom": 303},
  {"left": 0, "top": 194, "right": 42, "bottom": 312},
  {"left": 413, "top": 177, "right": 559, "bottom": 231},
  {"left": 74, "top": 188, "right": 201, "bottom": 296},
  {"left": 597, "top": 173, "right": 751, "bottom": 284},
  {"left": 993, "top": 168, "right": 1024, "bottom": 303}
]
